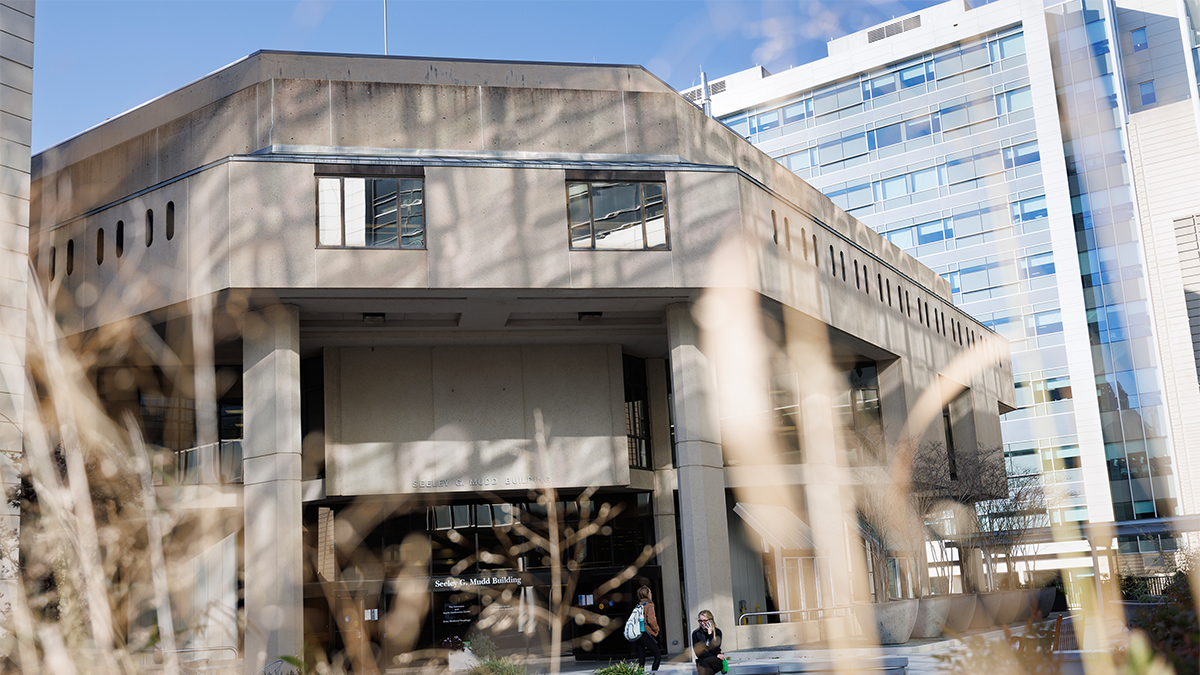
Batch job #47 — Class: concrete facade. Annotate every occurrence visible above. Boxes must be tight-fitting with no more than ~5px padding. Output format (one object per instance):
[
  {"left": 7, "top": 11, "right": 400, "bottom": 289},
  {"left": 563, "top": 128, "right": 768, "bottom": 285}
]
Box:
[
  {"left": 29, "top": 52, "right": 1013, "bottom": 670},
  {"left": 0, "top": 0, "right": 32, "bottom": 604}
]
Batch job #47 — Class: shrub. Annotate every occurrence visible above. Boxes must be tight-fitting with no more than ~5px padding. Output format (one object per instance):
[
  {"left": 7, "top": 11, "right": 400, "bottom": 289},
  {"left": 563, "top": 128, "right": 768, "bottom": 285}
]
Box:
[
  {"left": 468, "top": 658, "right": 527, "bottom": 675},
  {"left": 592, "top": 660, "right": 646, "bottom": 675},
  {"left": 1125, "top": 575, "right": 1198, "bottom": 675},
  {"left": 467, "top": 625, "right": 498, "bottom": 660}
]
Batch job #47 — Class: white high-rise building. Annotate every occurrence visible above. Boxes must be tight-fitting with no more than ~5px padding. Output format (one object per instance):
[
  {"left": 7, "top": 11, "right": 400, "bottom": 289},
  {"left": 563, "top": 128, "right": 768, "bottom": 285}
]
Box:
[{"left": 688, "top": 0, "right": 1200, "bottom": 564}]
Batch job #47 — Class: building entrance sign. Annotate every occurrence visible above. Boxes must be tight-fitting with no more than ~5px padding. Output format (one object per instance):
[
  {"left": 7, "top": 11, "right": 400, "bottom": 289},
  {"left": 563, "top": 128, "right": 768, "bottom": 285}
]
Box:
[{"left": 431, "top": 574, "right": 526, "bottom": 591}]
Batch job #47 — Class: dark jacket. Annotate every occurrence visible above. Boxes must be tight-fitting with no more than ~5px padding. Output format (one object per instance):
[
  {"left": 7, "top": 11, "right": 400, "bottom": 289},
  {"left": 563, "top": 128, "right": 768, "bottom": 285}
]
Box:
[{"left": 691, "top": 626, "right": 723, "bottom": 662}]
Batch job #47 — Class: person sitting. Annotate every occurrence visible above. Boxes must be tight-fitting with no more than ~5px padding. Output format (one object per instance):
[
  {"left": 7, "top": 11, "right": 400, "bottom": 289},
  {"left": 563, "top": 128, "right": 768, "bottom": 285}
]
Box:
[{"left": 691, "top": 609, "right": 727, "bottom": 675}]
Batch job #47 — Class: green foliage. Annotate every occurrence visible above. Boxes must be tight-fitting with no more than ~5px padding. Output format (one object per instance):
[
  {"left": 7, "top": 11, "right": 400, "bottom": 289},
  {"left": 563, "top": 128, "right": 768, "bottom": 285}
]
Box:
[
  {"left": 591, "top": 660, "right": 646, "bottom": 675},
  {"left": 934, "top": 621, "right": 1061, "bottom": 675},
  {"left": 1125, "top": 575, "right": 1198, "bottom": 675},
  {"left": 466, "top": 624, "right": 498, "bottom": 660},
  {"left": 468, "top": 657, "right": 527, "bottom": 675},
  {"left": 1118, "top": 630, "right": 1178, "bottom": 675}
]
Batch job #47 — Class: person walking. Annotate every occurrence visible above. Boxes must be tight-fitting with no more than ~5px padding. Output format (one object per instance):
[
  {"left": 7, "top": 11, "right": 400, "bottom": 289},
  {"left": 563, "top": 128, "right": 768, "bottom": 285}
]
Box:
[
  {"left": 691, "top": 609, "right": 726, "bottom": 675},
  {"left": 632, "top": 585, "right": 661, "bottom": 672}
]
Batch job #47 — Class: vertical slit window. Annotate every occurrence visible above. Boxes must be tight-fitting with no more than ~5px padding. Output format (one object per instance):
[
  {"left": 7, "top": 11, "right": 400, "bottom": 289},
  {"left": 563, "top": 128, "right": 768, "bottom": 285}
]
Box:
[
  {"left": 887, "top": 279, "right": 892, "bottom": 306},
  {"left": 116, "top": 220, "right": 124, "bottom": 258},
  {"left": 840, "top": 252, "right": 846, "bottom": 281},
  {"left": 829, "top": 246, "right": 835, "bottom": 275},
  {"left": 877, "top": 274, "right": 883, "bottom": 301},
  {"left": 802, "top": 228, "right": 808, "bottom": 259},
  {"left": 855, "top": 260, "right": 860, "bottom": 289},
  {"left": 96, "top": 228, "right": 105, "bottom": 265},
  {"left": 813, "top": 235, "right": 818, "bottom": 266},
  {"left": 66, "top": 240, "right": 74, "bottom": 276},
  {"left": 166, "top": 201, "right": 175, "bottom": 240},
  {"left": 772, "top": 210, "right": 779, "bottom": 245},
  {"left": 49, "top": 247, "right": 55, "bottom": 280},
  {"left": 784, "top": 218, "right": 791, "bottom": 251},
  {"left": 146, "top": 209, "right": 154, "bottom": 247}
]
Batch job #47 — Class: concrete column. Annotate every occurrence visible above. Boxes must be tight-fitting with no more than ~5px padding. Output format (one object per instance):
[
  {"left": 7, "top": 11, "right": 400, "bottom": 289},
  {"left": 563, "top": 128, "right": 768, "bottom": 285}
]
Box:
[
  {"left": 0, "top": 0, "right": 32, "bottom": 619},
  {"left": 647, "top": 357, "right": 684, "bottom": 654},
  {"left": 665, "top": 304, "right": 736, "bottom": 648},
  {"left": 243, "top": 304, "right": 304, "bottom": 674}
]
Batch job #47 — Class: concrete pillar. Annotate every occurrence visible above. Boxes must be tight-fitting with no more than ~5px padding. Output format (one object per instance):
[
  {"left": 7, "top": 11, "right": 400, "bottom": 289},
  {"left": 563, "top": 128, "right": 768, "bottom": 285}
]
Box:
[
  {"left": 243, "top": 304, "right": 304, "bottom": 674},
  {"left": 647, "top": 357, "right": 684, "bottom": 653},
  {"left": 0, "top": 0, "right": 33, "bottom": 625},
  {"left": 665, "top": 304, "right": 736, "bottom": 648}
]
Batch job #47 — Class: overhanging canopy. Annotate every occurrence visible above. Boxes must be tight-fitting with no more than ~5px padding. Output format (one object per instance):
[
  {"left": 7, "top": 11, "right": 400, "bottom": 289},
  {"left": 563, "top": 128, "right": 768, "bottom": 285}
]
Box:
[{"left": 733, "top": 502, "right": 826, "bottom": 551}]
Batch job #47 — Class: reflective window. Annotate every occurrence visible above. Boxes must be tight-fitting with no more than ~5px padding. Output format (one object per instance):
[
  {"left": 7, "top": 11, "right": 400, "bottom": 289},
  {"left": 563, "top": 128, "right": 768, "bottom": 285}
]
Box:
[
  {"left": 568, "top": 180, "right": 668, "bottom": 250},
  {"left": 1131, "top": 27, "right": 1148, "bottom": 52},
  {"left": 1139, "top": 80, "right": 1156, "bottom": 105},
  {"left": 997, "top": 33, "right": 1025, "bottom": 59},
  {"left": 317, "top": 175, "right": 425, "bottom": 249},
  {"left": 997, "top": 86, "right": 1033, "bottom": 114}
]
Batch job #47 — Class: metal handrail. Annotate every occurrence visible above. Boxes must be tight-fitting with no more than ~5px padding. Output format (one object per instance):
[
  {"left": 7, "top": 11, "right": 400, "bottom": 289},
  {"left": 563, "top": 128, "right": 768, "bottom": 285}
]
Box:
[
  {"left": 738, "top": 605, "right": 853, "bottom": 625},
  {"left": 154, "top": 645, "right": 239, "bottom": 662}
]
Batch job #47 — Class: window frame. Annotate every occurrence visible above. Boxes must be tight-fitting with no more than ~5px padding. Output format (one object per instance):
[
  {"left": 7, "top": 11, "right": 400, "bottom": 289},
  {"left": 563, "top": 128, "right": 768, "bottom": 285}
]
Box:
[
  {"left": 314, "top": 164, "right": 427, "bottom": 250},
  {"left": 565, "top": 170, "right": 670, "bottom": 251}
]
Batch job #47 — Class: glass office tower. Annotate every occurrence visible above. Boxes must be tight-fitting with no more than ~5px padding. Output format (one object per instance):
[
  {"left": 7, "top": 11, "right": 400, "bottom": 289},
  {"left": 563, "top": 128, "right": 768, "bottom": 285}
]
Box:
[{"left": 689, "top": 0, "right": 1200, "bottom": 558}]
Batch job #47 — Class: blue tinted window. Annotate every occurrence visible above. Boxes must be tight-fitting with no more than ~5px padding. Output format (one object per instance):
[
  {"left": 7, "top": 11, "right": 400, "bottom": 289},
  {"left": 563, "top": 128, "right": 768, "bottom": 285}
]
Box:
[
  {"left": 1006, "top": 141, "right": 1041, "bottom": 168},
  {"left": 997, "top": 32, "right": 1025, "bottom": 59},
  {"left": 904, "top": 115, "right": 933, "bottom": 139},
  {"left": 1139, "top": 80, "right": 1156, "bottom": 105},
  {"left": 755, "top": 110, "right": 780, "bottom": 132},
  {"left": 1131, "top": 28, "right": 1148, "bottom": 52},
  {"left": 1019, "top": 195, "right": 1048, "bottom": 221},
  {"left": 870, "top": 73, "right": 898, "bottom": 98},
  {"left": 782, "top": 101, "right": 810, "bottom": 125},
  {"left": 874, "top": 123, "right": 903, "bottom": 149},
  {"left": 917, "top": 219, "right": 950, "bottom": 244},
  {"left": 1024, "top": 252, "right": 1056, "bottom": 278},
  {"left": 888, "top": 227, "right": 915, "bottom": 249},
  {"left": 898, "top": 63, "right": 927, "bottom": 88}
]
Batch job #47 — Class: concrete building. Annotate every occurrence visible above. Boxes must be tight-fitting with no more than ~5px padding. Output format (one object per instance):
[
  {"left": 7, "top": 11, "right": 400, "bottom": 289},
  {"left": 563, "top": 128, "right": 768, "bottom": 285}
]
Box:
[
  {"left": 0, "top": 0, "right": 33, "bottom": 602},
  {"left": 686, "top": 0, "right": 1200, "bottom": 575},
  {"left": 29, "top": 51, "right": 1013, "bottom": 671}
]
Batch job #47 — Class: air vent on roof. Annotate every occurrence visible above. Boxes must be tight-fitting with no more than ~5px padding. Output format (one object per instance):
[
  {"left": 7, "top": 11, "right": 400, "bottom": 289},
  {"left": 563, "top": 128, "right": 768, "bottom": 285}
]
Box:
[
  {"left": 867, "top": 15, "right": 921, "bottom": 43},
  {"left": 682, "top": 89, "right": 702, "bottom": 102},
  {"left": 710, "top": 80, "right": 727, "bottom": 95}
]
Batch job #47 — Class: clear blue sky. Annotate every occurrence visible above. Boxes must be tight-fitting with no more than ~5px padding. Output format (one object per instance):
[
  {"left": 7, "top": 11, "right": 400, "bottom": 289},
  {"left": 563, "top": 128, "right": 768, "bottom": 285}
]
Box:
[{"left": 32, "top": 0, "right": 941, "bottom": 153}]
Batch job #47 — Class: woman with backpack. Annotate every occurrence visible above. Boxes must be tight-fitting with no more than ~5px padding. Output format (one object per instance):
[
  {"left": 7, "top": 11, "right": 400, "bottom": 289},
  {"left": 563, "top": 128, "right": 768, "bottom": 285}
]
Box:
[{"left": 631, "top": 585, "right": 661, "bottom": 672}]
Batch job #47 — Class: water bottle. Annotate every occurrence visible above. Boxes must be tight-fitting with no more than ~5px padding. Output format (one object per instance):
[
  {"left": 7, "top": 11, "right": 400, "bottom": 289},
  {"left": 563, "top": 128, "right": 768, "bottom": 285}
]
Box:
[{"left": 639, "top": 615, "right": 645, "bottom": 633}]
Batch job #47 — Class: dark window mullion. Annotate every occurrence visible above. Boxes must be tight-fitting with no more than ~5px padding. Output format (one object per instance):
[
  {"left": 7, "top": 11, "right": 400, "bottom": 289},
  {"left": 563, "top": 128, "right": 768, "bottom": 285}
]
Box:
[
  {"left": 638, "top": 183, "right": 648, "bottom": 249},
  {"left": 588, "top": 187, "right": 597, "bottom": 250}
]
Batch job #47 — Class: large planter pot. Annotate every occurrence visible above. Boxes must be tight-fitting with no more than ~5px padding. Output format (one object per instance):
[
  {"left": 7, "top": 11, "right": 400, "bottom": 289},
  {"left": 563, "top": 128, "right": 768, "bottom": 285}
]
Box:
[
  {"left": 1014, "top": 589, "right": 1038, "bottom": 622},
  {"left": 910, "top": 595, "right": 953, "bottom": 638},
  {"left": 944, "top": 594, "right": 978, "bottom": 634},
  {"left": 1035, "top": 587, "right": 1057, "bottom": 619},
  {"left": 853, "top": 599, "right": 919, "bottom": 645},
  {"left": 969, "top": 594, "right": 994, "bottom": 629},
  {"left": 996, "top": 590, "right": 1024, "bottom": 624}
]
